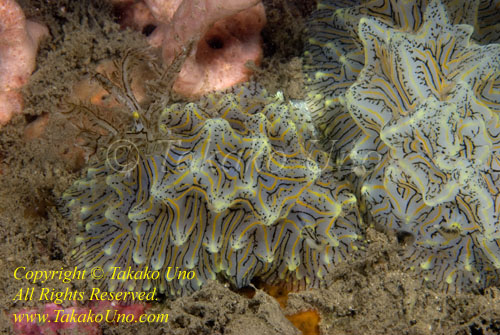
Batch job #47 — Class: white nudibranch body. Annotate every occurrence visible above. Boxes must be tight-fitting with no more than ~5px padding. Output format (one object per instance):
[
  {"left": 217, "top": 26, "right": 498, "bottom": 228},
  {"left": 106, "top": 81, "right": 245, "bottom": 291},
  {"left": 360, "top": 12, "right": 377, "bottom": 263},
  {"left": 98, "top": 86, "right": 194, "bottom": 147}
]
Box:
[
  {"left": 62, "top": 84, "right": 361, "bottom": 296},
  {"left": 305, "top": 0, "right": 500, "bottom": 290}
]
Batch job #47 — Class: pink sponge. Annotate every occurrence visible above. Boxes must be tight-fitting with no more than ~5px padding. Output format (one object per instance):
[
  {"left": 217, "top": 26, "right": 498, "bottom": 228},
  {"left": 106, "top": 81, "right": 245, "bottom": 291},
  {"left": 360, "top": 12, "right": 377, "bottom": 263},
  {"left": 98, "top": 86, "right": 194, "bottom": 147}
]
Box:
[
  {"left": 154, "top": 0, "right": 266, "bottom": 97},
  {"left": 0, "top": 0, "right": 48, "bottom": 126},
  {"left": 169, "top": 3, "right": 266, "bottom": 97},
  {"left": 116, "top": 0, "right": 266, "bottom": 98}
]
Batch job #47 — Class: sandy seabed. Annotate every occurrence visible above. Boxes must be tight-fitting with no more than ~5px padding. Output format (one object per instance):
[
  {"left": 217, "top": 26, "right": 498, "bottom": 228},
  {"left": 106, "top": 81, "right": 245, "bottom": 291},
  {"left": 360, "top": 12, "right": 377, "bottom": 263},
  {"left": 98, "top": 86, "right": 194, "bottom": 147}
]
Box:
[{"left": 0, "top": 1, "right": 499, "bottom": 334}]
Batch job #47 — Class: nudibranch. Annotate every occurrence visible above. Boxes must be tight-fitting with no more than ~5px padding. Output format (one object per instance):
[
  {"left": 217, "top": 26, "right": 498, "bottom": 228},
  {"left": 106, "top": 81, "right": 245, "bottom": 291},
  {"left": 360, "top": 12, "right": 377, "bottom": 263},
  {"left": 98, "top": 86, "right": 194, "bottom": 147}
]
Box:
[
  {"left": 308, "top": 0, "right": 500, "bottom": 290},
  {"left": 304, "top": 0, "right": 431, "bottom": 162},
  {"left": 61, "top": 83, "right": 361, "bottom": 296},
  {"left": 304, "top": 0, "right": 500, "bottom": 163}
]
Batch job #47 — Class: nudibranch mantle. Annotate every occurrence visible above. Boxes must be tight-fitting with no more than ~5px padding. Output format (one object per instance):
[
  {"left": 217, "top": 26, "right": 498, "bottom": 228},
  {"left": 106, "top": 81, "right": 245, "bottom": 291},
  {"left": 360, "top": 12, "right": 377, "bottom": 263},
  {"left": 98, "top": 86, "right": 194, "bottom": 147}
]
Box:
[
  {"left": 62, "top": 84, "right": 362, "bottom": 296},
  {"left": 343, "top": 0, "right": 500, "bottom": 289}
]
